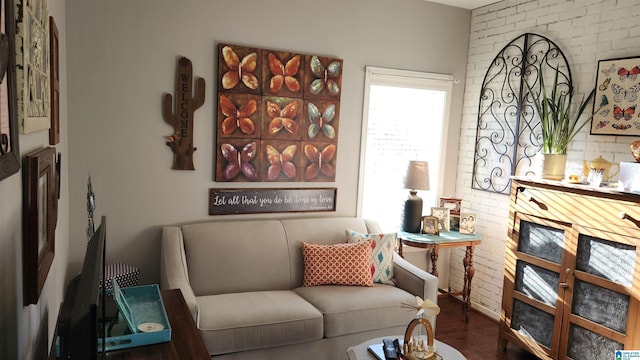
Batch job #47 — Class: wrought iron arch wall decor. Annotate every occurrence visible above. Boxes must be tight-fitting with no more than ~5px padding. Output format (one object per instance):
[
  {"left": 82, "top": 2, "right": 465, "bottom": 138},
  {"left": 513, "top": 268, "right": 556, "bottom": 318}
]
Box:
[{"left": 472, "top": 33, "right": 572, "bottom": 194}]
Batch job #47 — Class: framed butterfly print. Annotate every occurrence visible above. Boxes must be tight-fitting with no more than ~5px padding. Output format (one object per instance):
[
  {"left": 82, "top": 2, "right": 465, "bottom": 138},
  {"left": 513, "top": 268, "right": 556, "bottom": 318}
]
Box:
[
  {"left": 215, "top": 43, "right": 342, "bottom": 183},
  {"left": 591, "top": 56, "right": 640, "bottom": 136}
]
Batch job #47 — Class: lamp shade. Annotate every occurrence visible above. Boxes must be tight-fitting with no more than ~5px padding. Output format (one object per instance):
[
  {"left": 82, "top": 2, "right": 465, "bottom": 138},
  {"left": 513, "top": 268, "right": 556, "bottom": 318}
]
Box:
[{"left": 404, "top": 161, "right": 430, "bottom": 191}]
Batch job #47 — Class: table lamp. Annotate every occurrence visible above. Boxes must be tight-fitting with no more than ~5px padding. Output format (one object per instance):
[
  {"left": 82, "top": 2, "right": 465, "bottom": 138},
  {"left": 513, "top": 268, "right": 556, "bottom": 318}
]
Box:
[{"left": 402, "top": 161, "right": 430, "bottom": 233}]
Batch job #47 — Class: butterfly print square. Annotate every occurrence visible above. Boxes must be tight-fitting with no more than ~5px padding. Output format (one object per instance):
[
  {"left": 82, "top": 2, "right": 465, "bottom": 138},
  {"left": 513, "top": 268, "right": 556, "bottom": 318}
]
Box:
[
  {"left": 303, "top": 55, "right": 343, "bottom": 100},
  {"left": 216, "top": 139, "right": 261, "bottom": 182},
  {"left": 261, "top": 141, "right": 300, "bottom": 182},
  {"left": 261, "top": 96, "right": 303, "bottom": 141},
  {"left": 300, "top": 141, "right": 337, "bottom": 182},
  {"left": 261, "top": 51, "right": 304, "bottom": 98},
  {"left": 218, "top": 44, "right": 262, "bottom": 95},
  {"left": 217, "top": 93, "right": 262, "bottom": 139},
  {"left": 303, "top": 99, "right": 340, "bottom": 142}
]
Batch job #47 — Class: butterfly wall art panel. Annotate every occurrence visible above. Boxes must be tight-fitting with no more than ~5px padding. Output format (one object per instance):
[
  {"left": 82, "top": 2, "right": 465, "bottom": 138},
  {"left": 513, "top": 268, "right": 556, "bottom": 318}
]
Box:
[
  {"left": 303, "top": 100, "right": 340, "bottom": 142},
  {"left": 301, "top": 142, "right": 337, "bottom": 182},
  {"left": 262, "top": 51, "right": 304, "bottom": 98},
  {"left": 591, "top": 56, "right": 640, "bottom": 136},
  {"left": 217, "top": 93, "right": 262, "bottom": 139},
  {"left": 216, "top": 139, "right": 261, "bottom": 182},
  {"left": 262, "top": 140, "right": 300, "bottom": 182},
  {"left": 303, "top": 55, "right": 343, "bottom": 100},
  {"left": 215, "top": 42, "right": 343, "bottom": 183},
  {"left": 218, "top": 44, "right": 262, "bottom": 94},
  {"left": 261, "top": 96, "right": 303, "bottom": 141}
]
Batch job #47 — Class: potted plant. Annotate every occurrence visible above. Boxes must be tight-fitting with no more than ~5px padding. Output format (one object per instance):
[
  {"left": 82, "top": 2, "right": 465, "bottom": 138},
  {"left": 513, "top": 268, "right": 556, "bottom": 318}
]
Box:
[{"left": 526, "top": 69, "right": 600, "bottom": 180}]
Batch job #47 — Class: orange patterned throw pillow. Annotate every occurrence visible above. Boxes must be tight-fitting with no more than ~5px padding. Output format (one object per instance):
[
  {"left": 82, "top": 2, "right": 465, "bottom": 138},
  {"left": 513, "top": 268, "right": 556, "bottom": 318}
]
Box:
[{"left": 301, "top": 240, "right": 374, "bottom": 287}]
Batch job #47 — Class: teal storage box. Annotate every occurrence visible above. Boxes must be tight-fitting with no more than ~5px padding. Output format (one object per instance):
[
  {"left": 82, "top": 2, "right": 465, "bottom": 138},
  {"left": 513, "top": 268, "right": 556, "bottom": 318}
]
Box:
[{"left": 102, "top": 280, "right": 172, "bottom": 351}]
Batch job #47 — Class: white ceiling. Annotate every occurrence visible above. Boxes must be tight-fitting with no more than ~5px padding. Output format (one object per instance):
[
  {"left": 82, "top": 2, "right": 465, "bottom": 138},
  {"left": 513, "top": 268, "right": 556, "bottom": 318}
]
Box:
[{"left": 427, "top": 0, "right": 499, "bottom": 10}]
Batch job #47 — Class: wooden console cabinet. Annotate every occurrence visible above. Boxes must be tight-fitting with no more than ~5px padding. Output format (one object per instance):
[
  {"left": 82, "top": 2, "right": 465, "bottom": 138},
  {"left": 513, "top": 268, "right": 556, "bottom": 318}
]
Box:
[{"left": 499, "top": 177, "right": 640, "bottom": 360}]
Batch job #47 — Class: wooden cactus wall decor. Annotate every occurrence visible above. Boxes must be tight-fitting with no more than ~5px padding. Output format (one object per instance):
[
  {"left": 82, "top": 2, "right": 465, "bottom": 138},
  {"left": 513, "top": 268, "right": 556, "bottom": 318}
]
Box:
[{"left": 162, "top": 56, "right": 205, "bottom": 170}]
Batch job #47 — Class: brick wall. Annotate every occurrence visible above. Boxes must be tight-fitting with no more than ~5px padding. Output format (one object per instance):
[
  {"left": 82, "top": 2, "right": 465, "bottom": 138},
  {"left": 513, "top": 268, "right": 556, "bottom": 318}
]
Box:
[{"left": 453, "top": 0, "right": 640, "bottom": 319}]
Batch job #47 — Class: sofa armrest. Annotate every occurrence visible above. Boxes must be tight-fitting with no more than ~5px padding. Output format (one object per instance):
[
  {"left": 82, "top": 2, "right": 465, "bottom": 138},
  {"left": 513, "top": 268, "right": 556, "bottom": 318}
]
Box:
[
  {"left": 160, "top": 226, "right": 198, "bottom": 319},
  {"left": 393, "top": 253, "right": 439, "bottom": 328}
]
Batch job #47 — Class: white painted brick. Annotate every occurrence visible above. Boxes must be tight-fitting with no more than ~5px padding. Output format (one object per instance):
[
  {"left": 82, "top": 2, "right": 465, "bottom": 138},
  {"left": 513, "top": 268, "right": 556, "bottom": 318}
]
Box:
[{"left": 460, "top": 0, "right": 640, "bottom": 319}]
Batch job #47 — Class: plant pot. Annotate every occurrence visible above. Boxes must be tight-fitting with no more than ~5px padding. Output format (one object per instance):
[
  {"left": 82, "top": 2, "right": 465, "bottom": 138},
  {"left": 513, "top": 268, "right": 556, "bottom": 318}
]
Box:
[{"left": 540, "top": 153, "right": 567, "bottom": 180}]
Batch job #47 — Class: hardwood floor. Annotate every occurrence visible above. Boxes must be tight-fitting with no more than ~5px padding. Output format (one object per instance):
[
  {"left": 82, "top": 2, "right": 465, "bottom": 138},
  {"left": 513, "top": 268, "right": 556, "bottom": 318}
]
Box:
[{"left": 435, "top": 297, "right": 541, "bottom": 360}]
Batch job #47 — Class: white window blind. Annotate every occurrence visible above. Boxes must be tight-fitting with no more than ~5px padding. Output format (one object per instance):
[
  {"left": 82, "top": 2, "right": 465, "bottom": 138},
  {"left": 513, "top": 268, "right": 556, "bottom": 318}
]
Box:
[{"left": 358, "top": 67, "right": 453, "bottom": 232}]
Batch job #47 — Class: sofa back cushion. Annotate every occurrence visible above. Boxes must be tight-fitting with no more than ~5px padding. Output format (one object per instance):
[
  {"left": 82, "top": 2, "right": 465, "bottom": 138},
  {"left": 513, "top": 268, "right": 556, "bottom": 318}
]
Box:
[
  {"left": 281, "top": 218, "right": 370, "bottom": 288},
  {"left": 181, "top": 220, "right": 290, "bottom": 296}
]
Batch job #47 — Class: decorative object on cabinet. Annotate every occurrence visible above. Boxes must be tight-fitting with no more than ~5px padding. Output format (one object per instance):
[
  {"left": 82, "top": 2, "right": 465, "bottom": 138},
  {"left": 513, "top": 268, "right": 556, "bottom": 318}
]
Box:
[
  {"left": 430, "top": 207, "right": 450, "bottom": 232},
  {"left": 590, "top": 56, "right": 640, "bottom": 136},
  {"left": 582, "top": 155, "right": 619, "bottom": 182},
  {"left": 402, "top": 160, "right": 430, "bottom": 233},
  {"left": 499, "top": 177, "right": 640, "bottom": 359},
  {"left": 23, "top": 146, "right": 57, "bottom": 306},
  {"left": 421, "top": 216, "right": 439, "bottom": 235},
  {"left": 472, "top": 33, "right": 571, "bottom": 193},
  {"left": 215, "top": 43, "right": 342, "bottom": 182},
  {"left": 631, "top": 140, "right": 640, "bottom": 162},
  {"left": 209, "top": 187, "right": 336, "bottom": 215},
  {"left": 16, "top": 0, "right": 50, "bottom": 133},
  {"left": 162, "top": 56, "right": 205, "bottom": 170},
  {"left": 48, "top": 16, "right": 59, "bottom": 144},
  {"left": 525, "top": 68, "right": 600, "bottom": 180},
  {"left": 459, "top": 212, "right": 477, "bottom": 235},
  {"left": 0, "top": 0, "right": 19, "bottom": 181}
]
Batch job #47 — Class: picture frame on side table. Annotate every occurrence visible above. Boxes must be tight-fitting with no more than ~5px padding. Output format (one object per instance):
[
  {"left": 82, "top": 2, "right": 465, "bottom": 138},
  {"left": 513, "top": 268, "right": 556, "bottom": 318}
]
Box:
[
  {"left": 23, "top": 146, "right": 57, "bottom": 305},
  {"left": 460, "top": 212, "right": 477, "bottom": 235},
  {"left": 421, "top": 216, "right": 439, "bottom": 235},
  {"left": 431, "top": 207, "right": 450, "bottom": 232},
  {"left": 439, "top": 197, "right": 462, "bottom": 214}
]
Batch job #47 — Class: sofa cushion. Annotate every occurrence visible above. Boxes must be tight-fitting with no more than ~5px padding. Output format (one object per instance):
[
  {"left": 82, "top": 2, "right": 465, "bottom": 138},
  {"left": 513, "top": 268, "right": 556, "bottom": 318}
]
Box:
[
  {"left": 196, "top": 290, "right": 323, "bottom": 354},
  {"left": 301, "top": 241, "right": 374, "bottom": 287},
  {"left": 181, "top": 220, "right": 291, "bottom": 295},
  {"left": 293, "top": 284, "right": 417, "bottom": 338},
  {"left": 345, "top": 229, "right": 396, "bottom": 285}
]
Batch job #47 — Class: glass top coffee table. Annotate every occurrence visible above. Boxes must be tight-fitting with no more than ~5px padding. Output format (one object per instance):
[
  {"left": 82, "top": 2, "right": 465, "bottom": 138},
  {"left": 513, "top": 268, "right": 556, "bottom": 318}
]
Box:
[{"left": 347, "top": 335, "right": 466, "bottom": 360}]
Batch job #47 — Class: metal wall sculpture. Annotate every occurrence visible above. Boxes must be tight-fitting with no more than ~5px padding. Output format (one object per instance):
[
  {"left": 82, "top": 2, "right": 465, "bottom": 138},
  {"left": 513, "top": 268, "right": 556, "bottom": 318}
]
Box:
[{"left": 472, "top": 33, "right": 572, "bottom": 194}]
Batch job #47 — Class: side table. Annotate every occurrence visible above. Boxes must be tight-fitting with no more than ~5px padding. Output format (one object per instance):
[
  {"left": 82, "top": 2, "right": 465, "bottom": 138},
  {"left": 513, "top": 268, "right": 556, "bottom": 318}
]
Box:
[
  {"left": 347, "top": 335, "right": 466, "bottom": 360},
  {"left": 397, "top": 231, "right": 481, "bottom": 321}
]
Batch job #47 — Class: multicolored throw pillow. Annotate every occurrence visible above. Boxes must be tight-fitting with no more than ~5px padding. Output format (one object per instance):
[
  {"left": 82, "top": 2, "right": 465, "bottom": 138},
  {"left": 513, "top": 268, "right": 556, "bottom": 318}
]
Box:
[
  {"left": 301, "top": 240, "right": 374, "bottom": 287},
  {"left": 345, "top": 230, "right": 396, "bottom": 285}
]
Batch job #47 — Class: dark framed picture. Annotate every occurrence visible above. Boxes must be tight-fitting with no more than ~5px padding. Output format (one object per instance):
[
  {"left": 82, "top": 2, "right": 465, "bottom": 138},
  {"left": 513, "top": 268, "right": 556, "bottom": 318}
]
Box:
[
  {"left": 590, "top": 56, "right": 640, "bottom": 136},
  {"left": 460, "top": 212, "right": 477, "bottom": 235},
  {"left": 421, "top": 216, "right": 439, "bottom": 235},
  {"left": 0, "top": 0, "right": 20, "bottom": 181},
  {"left": 23, "top": 146, "right": 57, "bottom": 305},
  {"left": 439, "top": 197, "right": 462, "bottom": 214},
  {"left": 450, "top": 214, "right": 460, "bottom": 232}
]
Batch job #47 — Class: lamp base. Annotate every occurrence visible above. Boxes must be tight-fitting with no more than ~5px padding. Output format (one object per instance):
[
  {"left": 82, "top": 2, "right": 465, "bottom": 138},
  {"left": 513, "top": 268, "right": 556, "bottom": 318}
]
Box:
[{"left": 402, "top": 191, "right": 423, "bottom": 233}]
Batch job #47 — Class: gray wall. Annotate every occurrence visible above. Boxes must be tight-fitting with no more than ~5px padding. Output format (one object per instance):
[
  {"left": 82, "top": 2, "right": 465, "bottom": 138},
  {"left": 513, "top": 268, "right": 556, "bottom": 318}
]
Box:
[{"left": 65, "top": 0, "right": 471, "bottom": 285}]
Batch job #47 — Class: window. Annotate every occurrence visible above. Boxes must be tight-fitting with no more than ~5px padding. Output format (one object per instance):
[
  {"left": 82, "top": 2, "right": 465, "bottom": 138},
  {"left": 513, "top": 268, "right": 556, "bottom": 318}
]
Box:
[{"left": 357, "top": 67, "right": 453, "bottom": 232}]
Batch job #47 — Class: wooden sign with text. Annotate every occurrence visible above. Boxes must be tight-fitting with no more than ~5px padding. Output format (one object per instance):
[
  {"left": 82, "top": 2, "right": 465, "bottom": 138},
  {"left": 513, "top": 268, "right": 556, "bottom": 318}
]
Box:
[{"left": 209, "top": 188, "right": 336, "bottom": 215}]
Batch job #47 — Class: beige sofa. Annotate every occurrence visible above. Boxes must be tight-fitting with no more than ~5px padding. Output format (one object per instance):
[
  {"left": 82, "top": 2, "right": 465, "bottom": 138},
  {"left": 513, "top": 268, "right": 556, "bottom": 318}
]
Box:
[{"left": 160, "top": 217, "right": 438, "bottom": 360}]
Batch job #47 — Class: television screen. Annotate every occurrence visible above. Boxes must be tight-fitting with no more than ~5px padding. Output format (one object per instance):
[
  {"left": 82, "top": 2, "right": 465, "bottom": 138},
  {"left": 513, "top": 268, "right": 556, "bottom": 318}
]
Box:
[{"left": 56, "top": 216, "right": 106, "bottom": 360}]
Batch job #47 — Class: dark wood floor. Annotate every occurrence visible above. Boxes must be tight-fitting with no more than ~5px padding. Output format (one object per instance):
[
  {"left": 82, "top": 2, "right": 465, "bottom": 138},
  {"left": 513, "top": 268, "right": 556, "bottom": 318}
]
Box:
[{"left": 435, "top": 297, "right": 541, "bottom": 360}]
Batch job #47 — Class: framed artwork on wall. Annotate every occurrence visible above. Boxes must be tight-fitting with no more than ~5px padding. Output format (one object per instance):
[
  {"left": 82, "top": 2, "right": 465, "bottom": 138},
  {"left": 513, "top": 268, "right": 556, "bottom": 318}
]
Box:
[
  {"left": 16, "top": 0, "right": 51, "bottom": 133},
  {"left": 0, "top": 0, "right": 20, "bottom": 181},
  {"left": 215, "top": 43, "right": 342, "bottom": 182},
  {"left": 591, "top": 56, "right": 640, "bottom": 136},
  {"left": 23, "top": 146, "right": 57, "bottom": 305}
]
